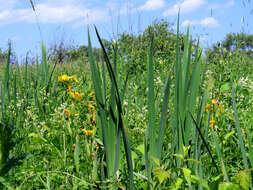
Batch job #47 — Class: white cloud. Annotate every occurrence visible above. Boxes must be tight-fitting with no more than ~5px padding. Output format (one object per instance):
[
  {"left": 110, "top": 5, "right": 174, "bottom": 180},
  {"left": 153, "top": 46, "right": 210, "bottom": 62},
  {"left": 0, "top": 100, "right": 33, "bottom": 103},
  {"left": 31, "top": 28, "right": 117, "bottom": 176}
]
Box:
[
  {"left": 163, "top": 0, "right": 206, "bottom": 16},
  {"left": 0, "top": 0, "right": 18, "bottom": 11},
  {"left": 182, "top": 17, "right": 219, "bottom": 28},
  {"left": 225, "top": 0, "right": 235, "bottom": 7},
  {"left": 208, "top": 0, "right": 235, "bottom": 11},
  {"left": 139, "top": 0, "right": 165, "bottom": 11},
  {"left": 0, "top": 0, "right": 109, "bottom": 25}
]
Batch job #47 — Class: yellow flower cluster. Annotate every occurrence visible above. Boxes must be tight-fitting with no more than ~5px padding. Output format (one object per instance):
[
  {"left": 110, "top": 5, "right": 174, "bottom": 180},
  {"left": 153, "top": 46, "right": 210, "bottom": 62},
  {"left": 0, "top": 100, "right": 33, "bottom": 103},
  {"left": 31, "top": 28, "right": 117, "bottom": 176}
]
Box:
[
  {"left": 206, "top": 98, "right": 224, "bottom": 128},
  {"left": 58, "top": 74, "right": 83, "bottom": 100},
  {"left": 58, "top": 75, "right": 78, "bottom": 83},
  {"left": 88, "top": 102, "right": 96, "bottom": 124},
  {"left": 82, "top": 129, "right": 94, "bottom": 136},
  {"left": 81, "top": 91, "right": 97, "bottom": 137},
  {"left": 205, "top": 99, "right": 224, "bottom": 113},
  {"left": 69, "top": 91, "right": 83, "bottom": 100}
]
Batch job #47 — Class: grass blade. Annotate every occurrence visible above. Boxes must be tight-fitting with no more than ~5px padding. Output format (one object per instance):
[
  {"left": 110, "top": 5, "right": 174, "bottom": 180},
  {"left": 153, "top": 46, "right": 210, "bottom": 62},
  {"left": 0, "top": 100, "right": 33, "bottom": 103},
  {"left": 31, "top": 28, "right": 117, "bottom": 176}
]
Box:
[
  {"left": 74, "top": 135, "right": 80, "bottom": 173},
  {"left": 147, "top": 36, "right": 156, "bottom": 159},
  {"left": 231, "top": 78, "right": 249, "bottom": 170},
  {"left": 87, "top": 27, "right": 112, "bottom": 177},
  {"left": 189, "top": 112, "right": 219, "bottom": 173},
  {"left": 94, "top": 26, "right": 134, "bottom": 189},
  {"left": 156, "top": 74, "right": 171, "bottom": 160}
]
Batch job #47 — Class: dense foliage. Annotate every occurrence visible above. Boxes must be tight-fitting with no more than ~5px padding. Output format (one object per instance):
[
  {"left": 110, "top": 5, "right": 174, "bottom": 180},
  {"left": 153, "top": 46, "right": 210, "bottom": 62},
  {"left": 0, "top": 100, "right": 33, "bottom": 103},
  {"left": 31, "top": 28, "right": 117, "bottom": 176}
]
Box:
[{"left": 0, "top": 20, "right": 253, "bottom": 190}]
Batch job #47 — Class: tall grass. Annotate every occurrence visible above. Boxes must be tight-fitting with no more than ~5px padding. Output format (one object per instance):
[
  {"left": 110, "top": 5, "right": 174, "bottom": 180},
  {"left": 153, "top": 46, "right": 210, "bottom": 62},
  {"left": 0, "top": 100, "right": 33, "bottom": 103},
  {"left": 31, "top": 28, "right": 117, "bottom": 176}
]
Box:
[
  {"left": 88, "top": 26, "right": 134, "bottom": 189},
  {"left": 0, "top": 2, "right": 252, "bottom": 188}
]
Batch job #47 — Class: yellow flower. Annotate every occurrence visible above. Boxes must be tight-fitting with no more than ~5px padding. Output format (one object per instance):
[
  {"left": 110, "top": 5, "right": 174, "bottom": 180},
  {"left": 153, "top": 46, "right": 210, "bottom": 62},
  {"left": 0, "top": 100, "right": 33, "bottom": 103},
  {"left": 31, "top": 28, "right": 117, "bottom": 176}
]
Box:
[
  {"left": 69, "top": 91, "right": 83, "bottom": 100},
  {"left": 82, "top": 129, "right": 94, "bottom": 136},
  {"left": 58, "top": 75, "right": 78, "bottom": 83},
  {"left": 92, "top": 110, "right": 96, "bottom": 124},
  {"left": 74, "top": 92, "right": 83, "bottom": 99},
  {"left": 71, "top": 76, "right": 78, "bottom": 83},
  {"left": 223, "top": 48, "right": 227, "bottom": 53},
  {"left": 67, "top": 84, "right": 72, "bottom": 92},
  {"left": 88, "top": 103, "right": 95, "bottom": 111},
  {"left": 205, "top": 104, "right": 211, "bottom": 112},
  {"left": 113, "top": 40, "right": 117, "bottom": 45},
  {"left": 218, "top": 104, "right": 224, "bottom": 112},
  {"left": 64, "top": 109, "right": 71, "bottom": 117},
  {"left": 209, "top": 120, "right": 215, "bottom": 127},
  {"left": 88, "top": 91, "right": 95, "bottom": 97},
  {"left": 58, "top": 75, "right": 71, "bottom": 82},
  {"left": 212, "top": 99, "right": 216, "bottom": 105}
]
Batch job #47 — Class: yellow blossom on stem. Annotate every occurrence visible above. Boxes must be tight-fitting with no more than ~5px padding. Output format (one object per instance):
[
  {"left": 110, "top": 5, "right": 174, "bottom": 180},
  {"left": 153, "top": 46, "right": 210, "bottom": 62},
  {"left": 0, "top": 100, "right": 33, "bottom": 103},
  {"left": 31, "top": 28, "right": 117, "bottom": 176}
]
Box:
[
  {"left": 69, "top": 91, "right": 83, "bottom": 100},
  {"left": 64, "top": 109, "right": 71, "bottom": 117},
  {"left": 67, "top": 84, "right": 72, "bottom": 92},
  {"left": 212, "top": 99, "right": 216, "bottom": 105},
  {"left": 88, "top": 91, "right": 95, "bottom": 97},
  {"left": 58, "top": 75, "right": 79, "bottom": 83},
  {"left": 205, "top": 104, "right": 211, "bottom": 112},
  {"left": 218, "top": 104, "right": 224, "bottom": 112},
  {"left": 71, "top": 76, "right": 78, "bottom": 83},
  {"left": 209, "top": 120, "right": 215, "bottom": 127},
  {"left": 82, "top": 129, "right": 94, "bottom": 136},
  {"left": 58, "top": 75, "right": 71, "bottom": 82},
  {"left": 92, "top": 110, "right": 96, "bottom": 124}
]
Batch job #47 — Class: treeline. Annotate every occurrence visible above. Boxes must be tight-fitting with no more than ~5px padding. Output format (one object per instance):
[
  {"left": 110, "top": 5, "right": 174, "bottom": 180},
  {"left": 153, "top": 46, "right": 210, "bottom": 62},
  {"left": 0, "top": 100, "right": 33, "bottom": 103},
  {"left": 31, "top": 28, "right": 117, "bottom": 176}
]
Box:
[{"left": 0, "top": 20, "right": 252, "bottom": 68}]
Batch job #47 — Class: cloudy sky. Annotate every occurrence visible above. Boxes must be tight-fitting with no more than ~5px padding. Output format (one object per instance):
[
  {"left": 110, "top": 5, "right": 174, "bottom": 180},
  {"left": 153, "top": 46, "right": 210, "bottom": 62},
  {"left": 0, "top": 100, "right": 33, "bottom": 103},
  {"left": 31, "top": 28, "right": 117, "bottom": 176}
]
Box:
[{"left": 0, "top": 0, "right": 252, "bottom": 57}]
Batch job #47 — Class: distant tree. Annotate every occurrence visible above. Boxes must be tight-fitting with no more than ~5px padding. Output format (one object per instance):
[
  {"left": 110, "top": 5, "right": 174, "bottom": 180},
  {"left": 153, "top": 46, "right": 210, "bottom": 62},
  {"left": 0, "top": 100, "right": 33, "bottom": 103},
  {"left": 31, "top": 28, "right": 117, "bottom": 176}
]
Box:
[
  {"left": 222, "top": 33, "right": 253, "bottom": 52},
  {"left": 206, "top": 32, "right": 253, "bottom": 61},
  {"left": 0, "top": 48, "right": 8, "bottom": 63},
  {"left": 108, "top": 19, "right": 185, "bottom": 75}
]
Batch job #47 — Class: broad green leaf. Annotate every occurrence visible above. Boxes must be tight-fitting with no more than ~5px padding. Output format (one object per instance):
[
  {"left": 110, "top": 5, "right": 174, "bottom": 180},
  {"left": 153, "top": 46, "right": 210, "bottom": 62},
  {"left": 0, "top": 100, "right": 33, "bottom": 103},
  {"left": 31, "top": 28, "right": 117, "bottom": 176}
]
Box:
[
  {"left": 136, "top": 144, "right": 145, "bottom": 155},
  {"left": 186, "top": 158, "right": 201, "bottom": 164},
  {"left": 153, "top": 168, "right": 170, "bottom": 184},
  {"left": 182, "top": 167, "right": 192, "bottom": 185},
  {"left": 132, "top": 151, "right": 138, "bottom": 161},
  {"left": 220, "top": 83, "right": 230, "bottom": 93},
  {"left": 152, "top": 157, "right": 160, "bottom": 167},
  {"left": 224, "top": 130, "right": 235, "bottom": 141},
  {"left": 218, "top": 182, "right": 240, "bottom": 190},
  {"left": 173, "top": 154, "right": 184, "bottom": 160},
  {"left": 235, "top": 171, "right": 250, "bottom": 190},
  {"left": 171, "top": 178, "right": 183, "bottom": 190}
]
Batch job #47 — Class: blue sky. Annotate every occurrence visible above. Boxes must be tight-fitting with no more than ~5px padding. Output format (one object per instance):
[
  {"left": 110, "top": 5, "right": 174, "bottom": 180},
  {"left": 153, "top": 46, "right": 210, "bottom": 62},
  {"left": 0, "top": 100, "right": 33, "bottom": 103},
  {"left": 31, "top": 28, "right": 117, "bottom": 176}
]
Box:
[{"left": 0, "top": 0, "right": 252, "bottom": 58}]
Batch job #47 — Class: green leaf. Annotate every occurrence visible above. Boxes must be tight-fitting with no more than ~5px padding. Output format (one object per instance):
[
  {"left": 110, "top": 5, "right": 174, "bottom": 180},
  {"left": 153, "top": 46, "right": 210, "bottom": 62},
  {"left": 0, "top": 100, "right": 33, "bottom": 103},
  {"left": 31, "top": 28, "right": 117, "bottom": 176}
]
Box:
[
  {"left": 171, "top": 178, "right": 183, "bottom": 190},
  {"left": 173, "top": 154, "right": 185, "bottom": 160},
  {"left": 74, "top": 135, "right": 80, "bottom": 173},
  {"left": 231, "top": 79, "right": 249, "bottom": 170},
  {"left": 147, "top": 36, "right": 156, "bottom": 158},
  {"left": 182, "top": 167, "right": 192, "bottom": 186},
  {"left": 218, "top": 182, "right": 240, "bottom": 190},
  {"left": 186, "top": 158, "right": 201, "bottom": 164},
  {"left": 224, "top": 130, "right": 235, "bottom": 141},
  {"left": 0, "top": 177, "right": 15, "bottom": 190},
  {"left": 220, "top": 83, "right": 230, "bottom": 93},
  {"left": 136, "top": 144, "right": 145, "bottom": 155},
  {"left": 235, "top": 171, "right": 250, "bottom": 190},
  {"left": 152, "top": 157, "right": 160, "bottom": 167},
  {"left": 153, "top": 168, "right": 170, "bottom": 184}
]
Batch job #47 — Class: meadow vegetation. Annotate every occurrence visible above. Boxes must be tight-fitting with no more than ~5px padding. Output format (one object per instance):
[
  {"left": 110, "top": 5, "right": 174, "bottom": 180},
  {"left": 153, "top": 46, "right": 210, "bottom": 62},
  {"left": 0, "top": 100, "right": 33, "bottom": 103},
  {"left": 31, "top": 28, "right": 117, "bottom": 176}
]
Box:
[{"left": 0, "top": 15, "right": 253, "bottom": 190}]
